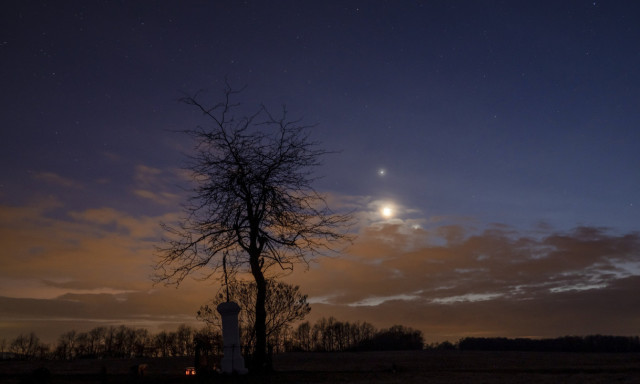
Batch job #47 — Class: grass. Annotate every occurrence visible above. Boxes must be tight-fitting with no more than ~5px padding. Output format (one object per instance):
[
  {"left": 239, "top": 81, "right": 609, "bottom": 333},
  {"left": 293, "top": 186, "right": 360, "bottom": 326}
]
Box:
[{"left": 1, "top": 350, "right": 639, "bottom": 383}]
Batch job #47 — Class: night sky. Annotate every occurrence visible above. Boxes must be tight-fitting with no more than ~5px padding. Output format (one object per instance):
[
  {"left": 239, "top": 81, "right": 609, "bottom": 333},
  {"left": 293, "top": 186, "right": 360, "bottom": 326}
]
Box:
[{"left": 2, "top": 1, "right": 640, "bottom": 343}]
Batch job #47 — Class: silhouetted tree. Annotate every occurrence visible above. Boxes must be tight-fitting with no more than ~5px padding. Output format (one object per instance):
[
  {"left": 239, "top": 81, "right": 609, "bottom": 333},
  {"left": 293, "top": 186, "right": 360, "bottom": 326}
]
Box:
[
  {"left": 194, "top": 326, "right": 223, "bottom": 356},
  {"left": 155, "top": 82, "right": 353, "bottom": 370},
  {"left": 287, "top": 318, "right": 424, "bottom": 352},
  {"left": 428, "top": 340, "right": 456, "bottom": 350},
  {"left": 55, "top": 330, "right": 77, "bottom": 360},
  {"left": 88, "top": 326, "right": 106, "bottom": 356},
  {"left": 113, "top": 325, "right": 136, "bottom": 358},
  {"left": 175, "top": 325, "right": 195, "bottom": 356},
  {"left": 197, "top": 279, "right": 310, "bottom": 353},
  {"left": 132, "top": 328, "right": 151, "bottom": 357},
  {"left": 74, "top": 332, "right": 90, "bottom": 357},
  {"left": 9, "top": 332, "right": 43, "bottom": 360},
  {"left": 291, "top": 321, "right": 312, "bottom": 351},
  {"left": 287, "top": 317, "right": 379, "bottom": 352},
  {"left": 153, "top": 331, "right": 175, "bottom": 358},
  {"left": 193, "top": 326, "right": 223, "bottom": 373},
  {"left": 366, "top": 325, "right": 424, "bottom": 350},
  {"left": 456, "top": 335, "right": 640, "bottom": 353}
]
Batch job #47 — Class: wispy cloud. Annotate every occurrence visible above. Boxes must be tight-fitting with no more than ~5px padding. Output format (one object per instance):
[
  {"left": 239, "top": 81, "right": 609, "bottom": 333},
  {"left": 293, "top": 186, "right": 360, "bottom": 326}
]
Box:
[
  {"left": 131, "top": 165, "right": 183, "bottom": 205},
  {"left": 1, "top": 193, "right": 639, "bottom": 343},
  {"left": 284, "top": 222, "right": 640, "bottom": 340},
  {"left": 301, "top": 223, "right": 640, "bottom": 304},
  {"left": 31, "top": 171, "right": 83, "bottom": 189}
]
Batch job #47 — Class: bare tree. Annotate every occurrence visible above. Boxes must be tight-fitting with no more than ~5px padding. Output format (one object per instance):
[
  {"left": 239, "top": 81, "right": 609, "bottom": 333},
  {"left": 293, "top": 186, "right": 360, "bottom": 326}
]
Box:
[
  {"left": 197, "top": 280, "right": 310, "bottom": 353},
  {"left": 55, "top": 330, "right": 76, "bottom": 360},
  {"left": 132, "top": 328, "right": 151, "bottom": 357},
  {"left": 153, "top": 331, "right": 174, "bottom": 358},
  {"left": 88, "top": 326, "right": 106, "bottom": 357},
  {"left": 291, "top": 321, "right": 312, "bottom": 351},
  {"left": 154, "top": 82, "right": 352, "bottom": 370},
  {"left": 10, "top": 332, "right": 42, "bottom": 360},
  {"left": 175, "top": 324, "right": 195, "bottom": 356}
]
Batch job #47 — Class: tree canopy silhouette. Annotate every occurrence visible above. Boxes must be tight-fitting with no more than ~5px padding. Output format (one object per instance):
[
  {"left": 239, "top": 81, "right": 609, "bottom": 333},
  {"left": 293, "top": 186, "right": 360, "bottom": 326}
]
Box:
[
  {"left": 154, "top": 82, "right": 352, "bottom": 371},
  {"left": 197, "top": 280, "right": 310, "bottom": 354}
]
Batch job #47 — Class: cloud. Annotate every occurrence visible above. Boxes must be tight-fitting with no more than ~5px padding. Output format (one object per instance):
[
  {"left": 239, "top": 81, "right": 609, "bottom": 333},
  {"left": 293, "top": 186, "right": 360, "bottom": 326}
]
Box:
[
  {"left": 31, "top": 172, "right": 83, "bottom": 189},
  {"left": 0, "top": 285, "right": 207, "bottom": 342},
  {"left": 1, "top": 192, "right": 639, "bottom": 344},
  {"left": 300, "top": 275, "right": 640, "bottom": 342},
  {"left": 0, "top": 202, "right": 177, "bottom": 294},
  {"left": 283, "top": 222, "right": 640, "bottom": 340},
  {"left": 0, "top": 278, "right": 137, "bottom": 299},
  {"left": 0, "top": 200, "right": 212, "bottom": 342},
  {"left": 130, "top": 165, "right": 183, "bottom": 205}
]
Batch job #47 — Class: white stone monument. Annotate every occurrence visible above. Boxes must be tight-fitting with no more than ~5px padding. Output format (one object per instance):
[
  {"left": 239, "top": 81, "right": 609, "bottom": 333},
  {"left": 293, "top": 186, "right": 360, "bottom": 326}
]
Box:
[{"left": 216, "top": 301, "right": 248, "bottom": 374}]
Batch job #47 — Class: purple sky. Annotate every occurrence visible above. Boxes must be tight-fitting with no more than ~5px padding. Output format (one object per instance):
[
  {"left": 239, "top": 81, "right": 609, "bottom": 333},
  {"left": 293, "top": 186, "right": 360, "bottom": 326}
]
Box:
[{"left": 1, "top": 1, "right": 639, "bottom": 343}]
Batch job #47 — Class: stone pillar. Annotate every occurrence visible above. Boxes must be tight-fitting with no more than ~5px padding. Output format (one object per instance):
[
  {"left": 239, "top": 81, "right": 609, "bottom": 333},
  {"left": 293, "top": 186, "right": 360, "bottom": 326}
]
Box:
[{"left": 216, "top": 302, "right": 248, "bottom": 374}]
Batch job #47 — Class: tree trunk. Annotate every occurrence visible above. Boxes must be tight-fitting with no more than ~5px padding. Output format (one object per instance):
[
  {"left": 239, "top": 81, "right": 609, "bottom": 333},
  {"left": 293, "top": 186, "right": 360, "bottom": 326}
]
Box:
[{"left": 250, "top": 252, "right": 267, "bottom": 372}]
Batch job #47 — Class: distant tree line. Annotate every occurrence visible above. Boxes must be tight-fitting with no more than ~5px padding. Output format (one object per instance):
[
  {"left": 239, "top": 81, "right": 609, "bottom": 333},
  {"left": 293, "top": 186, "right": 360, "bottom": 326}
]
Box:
[
  {"left": 0, "top": 318, "right": 424, "bottom": 361},
  {"left": 1, "top": 332, "right": 49, "bottom": 360},
  {"left": 420, "top": 335, "right": 640, "bottom": 353},
  {"left": 0, "top": 325, "right": 222, "bottom": 361},
  {"left": 286, "top": 317, "right": 424, "bottom": 352},
  {"left": 454, "top": 335, "right": 640, "bottom": 353},
  {"left": 6, "top": 325, "right": 637, "bottom": 361}
]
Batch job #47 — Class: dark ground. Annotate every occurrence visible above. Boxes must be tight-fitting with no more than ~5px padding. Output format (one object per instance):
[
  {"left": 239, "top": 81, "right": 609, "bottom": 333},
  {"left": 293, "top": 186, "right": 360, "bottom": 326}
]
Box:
[{"left": 1, "top": 350, "right": 639, "bottom": 383}]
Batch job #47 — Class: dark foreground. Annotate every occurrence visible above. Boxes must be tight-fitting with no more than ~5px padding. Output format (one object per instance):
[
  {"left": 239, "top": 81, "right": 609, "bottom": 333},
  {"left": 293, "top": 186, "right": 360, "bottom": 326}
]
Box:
[{"left": 1, "top": 350, "right": 640, "bottom": 383}]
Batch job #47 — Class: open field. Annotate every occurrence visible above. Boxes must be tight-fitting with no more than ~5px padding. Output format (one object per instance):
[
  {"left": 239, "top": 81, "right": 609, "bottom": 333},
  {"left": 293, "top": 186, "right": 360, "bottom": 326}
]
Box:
[{"left": 1, "top": 350, "right": 639, "bottom": 383}]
